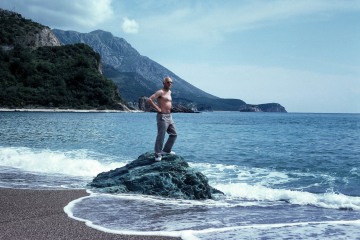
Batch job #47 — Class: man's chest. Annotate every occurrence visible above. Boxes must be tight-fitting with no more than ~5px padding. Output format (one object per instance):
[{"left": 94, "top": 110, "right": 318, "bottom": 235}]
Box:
[{"left": 160, "top": 91, "right": 172, "bottom": 101}]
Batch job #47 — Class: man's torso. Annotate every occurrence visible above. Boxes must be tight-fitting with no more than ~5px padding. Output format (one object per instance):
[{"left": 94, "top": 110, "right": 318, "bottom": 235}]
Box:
[{"left": 157, "top": 89, "right": 172, "bottom": 113}]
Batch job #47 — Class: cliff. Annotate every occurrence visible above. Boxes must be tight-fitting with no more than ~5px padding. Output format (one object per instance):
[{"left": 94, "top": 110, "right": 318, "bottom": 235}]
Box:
[
  {"left": 0, "top": 9, "right": 60, "bottom": 49},
  {"left": 19, "top": 27, "right": 61, "bottom": 48}
]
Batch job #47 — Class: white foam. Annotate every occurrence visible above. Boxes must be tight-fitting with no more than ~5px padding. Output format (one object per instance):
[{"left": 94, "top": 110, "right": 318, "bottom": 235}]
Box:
[
  {"left": 192, "top": 220, "right": 360, "bottom": 240},
  {"left": 189, "top": 162, "right": 292, "bottom": 186},
  {"left": 64, "top": 191, "right": 360, "bottom": 240},
  {"left": 214, "top": 182, "right": 360, "bottom": 210},
  {"left": 64, "top": 193, "right": 187, "bottom": 238},
  {"left": 0, "top": 147, "right": 125, "bottom": 177},
  {"left": 350, "top": 167, "right": 360, "bottom": 177},
  {"left": 86, "top": 190, "right": 242, "bottom": 209}
]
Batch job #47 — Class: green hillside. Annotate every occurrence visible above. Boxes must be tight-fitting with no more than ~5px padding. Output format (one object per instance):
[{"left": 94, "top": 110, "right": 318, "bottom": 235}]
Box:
[
  {"left": 0, "top": 43, "right": 125, "bottom": 109},
  {"left": 0, "top": 9, "right": 43, "bottom": 45},
  {"left": 0, "top": 9, "right": 126, "bottom": 110}
]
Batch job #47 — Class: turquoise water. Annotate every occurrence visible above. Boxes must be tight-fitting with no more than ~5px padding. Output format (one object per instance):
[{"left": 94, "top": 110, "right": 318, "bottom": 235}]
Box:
[{"left": 0, "top": 112, "right": 359, "bottom": 239}]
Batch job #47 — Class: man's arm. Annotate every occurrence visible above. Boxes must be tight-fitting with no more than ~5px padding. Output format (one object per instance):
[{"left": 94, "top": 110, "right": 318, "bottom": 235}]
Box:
[{"left": 148, "top": 91, "right": 162, "bottom": 113}]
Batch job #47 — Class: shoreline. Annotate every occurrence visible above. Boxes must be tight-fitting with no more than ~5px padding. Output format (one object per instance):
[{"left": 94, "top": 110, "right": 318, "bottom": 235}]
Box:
[
  {"left": 0, "top": 108, "right": 143, "bottom": 113},
  {"left": 0, "top": 188, "right": 180, "bottom": 240}
]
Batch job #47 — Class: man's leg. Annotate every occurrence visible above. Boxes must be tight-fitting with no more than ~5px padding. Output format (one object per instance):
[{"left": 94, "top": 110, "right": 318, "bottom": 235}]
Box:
[
  {"left": 163, "top": 123, "right": 177, "bottom": 153},
  {"left": 155, "top": 114, "right": 166, "bottom": 157}
]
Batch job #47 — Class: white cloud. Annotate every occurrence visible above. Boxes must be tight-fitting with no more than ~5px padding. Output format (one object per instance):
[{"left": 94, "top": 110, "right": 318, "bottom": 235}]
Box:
[
  {"left": 122, "top": 17, "right": 139, "bottom": 34},
  {"left": 70, "top": 0, "right": 114, "bottom": 27},
  {"left": 137, "top": 0, "right": 360, "bottom": 44}
]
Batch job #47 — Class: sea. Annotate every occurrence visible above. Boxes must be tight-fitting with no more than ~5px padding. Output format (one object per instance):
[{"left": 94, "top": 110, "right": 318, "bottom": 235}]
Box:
[{"left": 0, "top": 111, "right": 359, "bottom": 240}]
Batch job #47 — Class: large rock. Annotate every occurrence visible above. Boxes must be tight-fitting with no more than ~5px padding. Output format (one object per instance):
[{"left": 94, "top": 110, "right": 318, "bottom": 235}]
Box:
[
  {"left": 138, "top": 96, "right": 153, "bottom": 112},
  {"left": 89, "top": 152, "right": 223, "bottom": 200}
]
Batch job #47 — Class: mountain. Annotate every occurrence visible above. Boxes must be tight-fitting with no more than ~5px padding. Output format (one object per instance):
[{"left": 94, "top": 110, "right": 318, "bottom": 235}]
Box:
[
  {"left": 0, "top": 9, "right": 126, "bottom": 110},
  {"left": 53, "top": 29, "right": 251, "bottom": 111}
]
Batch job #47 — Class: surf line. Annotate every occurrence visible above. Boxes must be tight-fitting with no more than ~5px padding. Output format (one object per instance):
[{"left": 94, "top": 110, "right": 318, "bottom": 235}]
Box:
[
  {"left": 63, "top": 190, "right": 186, "bottom": 238},
  {"left": 63, "top": 190, "right": 360, "bottom": 239},
  {"left": 188, "top": 219, "right": 360, "bottom": 236}
]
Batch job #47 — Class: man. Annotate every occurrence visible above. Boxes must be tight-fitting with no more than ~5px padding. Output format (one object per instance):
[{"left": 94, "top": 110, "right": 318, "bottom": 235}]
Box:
[{"left": 148, "top": 77, "right": 177, "bottom": 161}]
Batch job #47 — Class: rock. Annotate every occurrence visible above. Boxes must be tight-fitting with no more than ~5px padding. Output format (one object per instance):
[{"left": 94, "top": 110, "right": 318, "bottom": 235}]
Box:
[
  {"left": 114, "top": 102, "right": 131, "bottom": 111},
  {"left": 239, "top": 103, "right": 287, "bottom": 113},
  {"left": 89, "top": 152, "right": 224, "bottom": 200},
  {"left": 138, "top": 96, "right": 153, "bottom": 112},
  {"left": 239, "top": 105, "right": 262, "bottom": 112},
  {"left": 25, "top": 23, "right": 60, "bottom": 48}
]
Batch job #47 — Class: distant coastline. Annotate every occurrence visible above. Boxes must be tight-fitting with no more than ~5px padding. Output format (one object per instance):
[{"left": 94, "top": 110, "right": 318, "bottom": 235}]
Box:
[{"left": 0, "top": 108, "right": 142, "bottom": 113}]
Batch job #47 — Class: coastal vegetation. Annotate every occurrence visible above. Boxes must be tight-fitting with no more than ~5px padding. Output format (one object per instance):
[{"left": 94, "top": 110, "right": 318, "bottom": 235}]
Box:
[
  {"left": 0, "top": 44, "right": 124, "bottom": 109},
  {"left": 0, "top": 9, "right": 43, "bottom": 46},
  {"left": 0, "top": 8, "right": 125, "bottom": 110}
]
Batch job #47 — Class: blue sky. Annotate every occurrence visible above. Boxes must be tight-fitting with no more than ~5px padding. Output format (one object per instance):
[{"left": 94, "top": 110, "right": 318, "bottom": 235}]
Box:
[{"left": 1, "top": 0, "right": 359, "bottom": 113}]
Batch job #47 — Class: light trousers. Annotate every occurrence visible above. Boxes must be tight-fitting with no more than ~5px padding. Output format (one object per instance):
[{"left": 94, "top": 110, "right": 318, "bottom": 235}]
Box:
[{"left": 155, "top": 113, "right": 177, "bottom": 156}]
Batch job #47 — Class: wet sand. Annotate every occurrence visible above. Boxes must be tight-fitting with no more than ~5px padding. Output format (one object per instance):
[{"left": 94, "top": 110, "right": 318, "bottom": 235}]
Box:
[{"left": 0, "top": 188, "right": 180, "bottom": 240}]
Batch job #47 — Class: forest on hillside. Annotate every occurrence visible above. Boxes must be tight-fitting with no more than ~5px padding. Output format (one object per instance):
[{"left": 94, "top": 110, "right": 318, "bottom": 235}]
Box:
[
  {"left": 0, "top": 9, "right": 43, "bottom": 45},
  {"left": 0, "top": 43, "right": 125, "bottom": 109}
]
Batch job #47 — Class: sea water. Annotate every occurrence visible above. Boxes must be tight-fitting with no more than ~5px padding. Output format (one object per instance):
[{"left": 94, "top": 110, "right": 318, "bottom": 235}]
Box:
[{"left": 0, "top": 111, "right": 359, "bottom": 239}]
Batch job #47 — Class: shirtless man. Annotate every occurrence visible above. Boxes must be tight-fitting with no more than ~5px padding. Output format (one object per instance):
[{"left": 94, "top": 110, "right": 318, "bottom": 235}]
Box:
[{"left": 148, "top": 77, "right": 177, "bottom": 161}]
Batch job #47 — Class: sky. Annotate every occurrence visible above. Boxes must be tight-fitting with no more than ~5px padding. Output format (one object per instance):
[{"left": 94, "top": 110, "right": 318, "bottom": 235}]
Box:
[{"left": 1, "top": 0, "right": 359, "bottom": 113}]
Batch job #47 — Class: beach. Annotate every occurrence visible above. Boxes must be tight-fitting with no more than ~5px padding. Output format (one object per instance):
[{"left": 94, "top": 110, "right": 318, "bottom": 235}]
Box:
[{"left": 0, "top": 188, "right": 180, "bottom": 240}]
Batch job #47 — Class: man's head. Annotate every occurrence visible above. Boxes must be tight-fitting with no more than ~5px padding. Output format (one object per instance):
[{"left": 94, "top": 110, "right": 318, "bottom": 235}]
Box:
[{"left": 162, "top": 77, "right": 173, "bottom": 90}]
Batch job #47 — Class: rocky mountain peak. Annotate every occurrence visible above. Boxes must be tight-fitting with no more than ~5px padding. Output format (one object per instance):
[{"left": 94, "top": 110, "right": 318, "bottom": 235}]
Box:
[
  {"left": 53, "top": 29, "right": 286, "bottom": 112},
  {"left": 54, "top": 29, "right": 140, "bottom": 70},
  {"left": 90, "top": 29, "right": 114, "bottom": 38},
  {"left": 53, "top": 29, "right": 219, "bottom": 102}
]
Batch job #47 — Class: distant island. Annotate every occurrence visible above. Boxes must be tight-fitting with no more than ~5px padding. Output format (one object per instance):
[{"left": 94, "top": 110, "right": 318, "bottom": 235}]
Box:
[{"left": 0, "top": 8, "right": 287, "bottom": 112}]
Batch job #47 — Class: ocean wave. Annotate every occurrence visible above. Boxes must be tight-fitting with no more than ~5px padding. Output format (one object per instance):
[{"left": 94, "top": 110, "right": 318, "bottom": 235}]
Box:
[
  {"left": 0, "top": 146, "right": 126, "bottom": 177},
  {"left": 189, "top": 162, "right": 292, "bottom": 186},
  {"left": 214, "top": 182, "right": 360, "bottom": 211}
]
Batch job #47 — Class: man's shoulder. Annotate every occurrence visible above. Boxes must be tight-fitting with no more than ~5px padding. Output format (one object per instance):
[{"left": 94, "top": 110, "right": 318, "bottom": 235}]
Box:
[
  {"left": 150, "top": 89, "right": 163, "bottom": 99},
  {"left": 155, "top": 89, "right": 164, "bottom": 95},
  {"left": 158, "top": 88, "right": 170, "bottom": 95}
]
